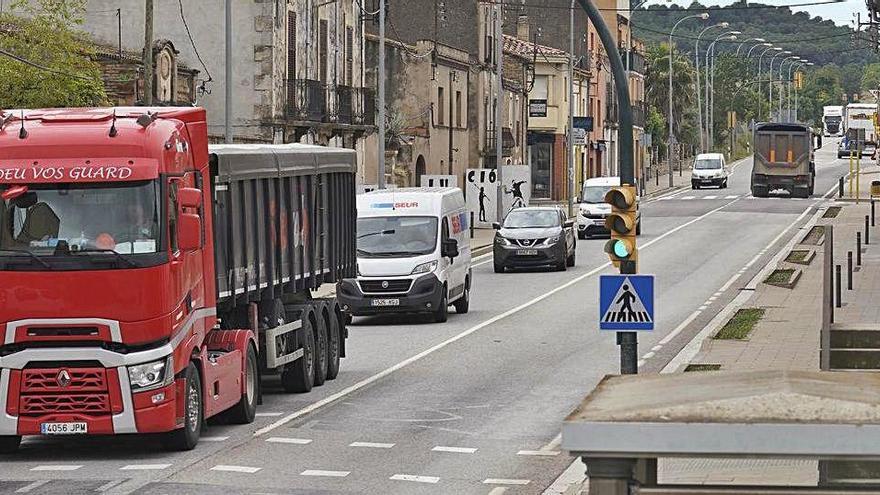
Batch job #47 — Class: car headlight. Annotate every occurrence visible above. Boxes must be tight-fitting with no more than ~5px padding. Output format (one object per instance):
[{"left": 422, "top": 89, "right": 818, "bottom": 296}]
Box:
[
  {"left": 543, "top": 235, "right": 560, "bottom": 245},
  {"left": 411, "top": 260, "right": 438, "bottom": 275},
  {"left": 128, "top": 357, "right": 173, "bottom": 392},
  {"left": 496, "top": 236, "right": 511, "bottom": 246}
]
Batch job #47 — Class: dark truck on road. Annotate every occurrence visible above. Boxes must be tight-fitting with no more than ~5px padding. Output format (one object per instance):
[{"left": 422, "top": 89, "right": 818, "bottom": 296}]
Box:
[{"left": 751, "top": 122, "right": 816, "bottom": 198}]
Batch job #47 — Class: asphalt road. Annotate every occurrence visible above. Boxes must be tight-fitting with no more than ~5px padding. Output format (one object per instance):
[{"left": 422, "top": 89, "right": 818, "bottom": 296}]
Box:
[{"left": 0, "top": 139, "right": 854, "bottom": 495}]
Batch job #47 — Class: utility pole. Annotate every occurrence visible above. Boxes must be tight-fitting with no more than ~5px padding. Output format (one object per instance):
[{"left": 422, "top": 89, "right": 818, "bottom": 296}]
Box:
[
  {"left": 143, "top": 0, "right": 154, "bottom": 106},
  {"left": 495, "top": 3, "right": 504, "bottom": 223},
  {"left": 568, "top": 0, "right": 575, "bottom": 217},
  {"left": 224, "top": 0, "right": 232, "bottom": 143},
  {"left": 378, "top": 0, "right": 386, "bottom": 188}
]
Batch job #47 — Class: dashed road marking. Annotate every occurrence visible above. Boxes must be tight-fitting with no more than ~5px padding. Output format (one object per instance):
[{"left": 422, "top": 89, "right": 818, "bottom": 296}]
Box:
[
  {"left": 651, "top": 345, "right": 663, "bottom": 351},
  {"left": 725, "top": 195, "right": 739, "bottom": 199},
  {"left": 201, "top": 436, "right": 230, "bottom": 442},
  {"left": 120, "top": 464, "right": 171, "bottom": 471},
  {"left": 210, "top": 465, "right": 262, "bottom": 474},
  {"left": 96, "top": 480, "right": 126, "bottom": 492},
  {"left": 266, "top": 437, "right": 312, "bottom": 445},
  {"left": 301, "top": 469, "right": 350, "bottom": 477},
  {"left": 30, "top": 465, "right": 81, "bottom": 471},
  {"left": 704, "top": 195, "right": 718, "bottom": 200},
  {"left": 390, "top": 474, "right": 440, "bottom": 484},
  {"left": 681, "top": 196, "right": 696, "bottom": 200},
  {"left": 484, "top": 478, "right": 531, "bottom": 485},
  {"left": 517, "top": 450, "right": 560, "bottom": 457},
  {"left": 255, "top": 412, "right": 283, "bottom": 417},
  {"left": 15, "top": 481, "right": 50, "bottom": 493},
  {"left": 432, "top": 446, "right": 477, "bottom": 454},
  {"left": 642, "top": 352, "right": 656, "bottom": 359},
  {"left": 698, "top": 305, "right": 707, "bottom": 311},
  {"left": 488, "top": 488, "right": 509, "bottom": 495},
  {"left": 350, "top": 441, "right": 394, "bottom": 449}
]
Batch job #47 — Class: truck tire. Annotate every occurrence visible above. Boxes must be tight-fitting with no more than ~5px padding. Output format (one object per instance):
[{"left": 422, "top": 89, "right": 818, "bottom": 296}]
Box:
[
  {"left": 752, "top": 187, "right": 768, "bottom": 198},
  {"left": 324, "top": 304, "right": 342, "bottom": 380},
  {"left": 281, "top": 316, "right": 315, "bottom": 393},
  {"left": 312, "top": 308, "right": 329, "bottom": 387},
  {"left": 0, "top": 435, "right": 20, "bottom": 454},
  {"left": 452, "top": 276, "right": 471, "bottom": 314},
  {"left": 162, "top": 363, "right": 202, "bottom": 451},
  {"left": 225, "top": 344, "right": 258, "bottom": 424}
]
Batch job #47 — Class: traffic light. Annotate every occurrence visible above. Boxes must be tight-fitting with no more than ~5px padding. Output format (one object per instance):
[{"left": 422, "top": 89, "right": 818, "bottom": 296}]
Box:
[
  {"left": 794, "top": 71, "right": 804, "bottom": 90},
  {"left": 604, "top": 185, "right": 638, "bottom": 268}
]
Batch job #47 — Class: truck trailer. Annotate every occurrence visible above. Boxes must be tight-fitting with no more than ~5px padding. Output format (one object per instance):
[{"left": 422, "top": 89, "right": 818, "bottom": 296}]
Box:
[
  {"left": 750, "top": 122, "right": 815, "bottom": 198},
  {"left": 0, "top": 107, "right": 354, "bottom": 452}
]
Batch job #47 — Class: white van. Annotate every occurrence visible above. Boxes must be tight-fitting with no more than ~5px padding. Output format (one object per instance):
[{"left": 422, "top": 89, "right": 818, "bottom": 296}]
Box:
[
  {"left": 577, "top": 177, "right": 641, "bottom": 239},
  {"left": 336, "top": 188, "right": 472, "bottom": 323},
  {"left": 691, "top": 153, "right": 729, "bottom": 189}
]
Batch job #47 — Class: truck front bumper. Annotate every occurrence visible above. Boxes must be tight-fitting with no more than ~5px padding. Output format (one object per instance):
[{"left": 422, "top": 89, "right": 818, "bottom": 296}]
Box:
[{"left": 336, "top": 274, "right": 445, "bottom": 316}]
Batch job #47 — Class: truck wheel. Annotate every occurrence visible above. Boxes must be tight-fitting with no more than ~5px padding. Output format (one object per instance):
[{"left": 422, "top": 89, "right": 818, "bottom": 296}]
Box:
[
  {"left": 325, "top": 309, "right": 342, "bottom": 380},
  {"left": 313, "top": 312, "right": 329, "bottom": 387},
  {"left": 434, "top": 292, "right": 449, "bottom": 323},
  {"left": 226, "top": 344, "right": 258, "bottom": 424},
  {"left": 162, "top": 363, "right": 202, "bottom": 451},
  {"left": 752, "top": 187, "right": 768, "bottom": 198},
  {"left": 452, "top": 278, "right": 470, "bottom": 314},
  {"left": 0, "top": 435, "right": 20, "bottom": 454},
  {"left": 281, "top": 317, "right": 315, "bottom": 393}
]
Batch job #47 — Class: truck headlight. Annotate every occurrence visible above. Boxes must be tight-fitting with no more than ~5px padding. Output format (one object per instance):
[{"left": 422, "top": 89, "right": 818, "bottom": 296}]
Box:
[
  {"left": 411, "top": 260, "right": 438, "bottom": 275},
  {"left": 128, "top": 357, "right": 173, "bottom": 392}
]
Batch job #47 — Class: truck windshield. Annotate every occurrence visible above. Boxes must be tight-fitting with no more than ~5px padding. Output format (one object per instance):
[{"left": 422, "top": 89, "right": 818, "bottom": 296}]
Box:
[
  {"left": 357, "top": 216, "right": 438, "bottom": 257},
  {"left": 0, "top": 181, "right": 160, "bottom": 259}
]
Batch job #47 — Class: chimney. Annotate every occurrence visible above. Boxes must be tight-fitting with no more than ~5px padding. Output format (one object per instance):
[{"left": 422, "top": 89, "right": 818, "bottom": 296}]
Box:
[{"left": 516, "top": 15, "right": 529, "bottom": 42}]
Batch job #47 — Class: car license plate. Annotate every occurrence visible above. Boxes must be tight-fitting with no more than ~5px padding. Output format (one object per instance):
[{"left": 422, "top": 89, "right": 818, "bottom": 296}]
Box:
[
  {"left": 593, "top": 219, "right": 605, "bottom": 225},
  {"left": 516, "top": 249, "right": 538, "bottom": 256},
  {"left": 41, "top": 422, "right": 87, "bottom": 435},
  {"left": 371, "top": 298, "right": 400, "bottom": 307}
]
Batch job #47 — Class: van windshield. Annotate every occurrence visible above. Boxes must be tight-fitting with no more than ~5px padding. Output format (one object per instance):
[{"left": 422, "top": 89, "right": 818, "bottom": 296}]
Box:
[
  {"left": 694, "top": 159, "right": 722, "bottom": 170},
  {"left": 357, "top": 216, "right": 438, "bottom": 257},
  {"left": 581, "top": 185, "right": 611, "bottom": 204}
]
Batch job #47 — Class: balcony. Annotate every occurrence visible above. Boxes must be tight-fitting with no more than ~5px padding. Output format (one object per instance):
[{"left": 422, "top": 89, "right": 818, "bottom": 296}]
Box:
[
  {"left": 620, "top": 49, "right": 646, "bottom": 75},
  {"left": 287, "top": 79, "right": 327, "bottom": 123},
  {"left": 631, "top": 104, "right": 646, "bottom": 128},
  {"left": 485, "top": 127, "right": 516, "bottom": 156}
]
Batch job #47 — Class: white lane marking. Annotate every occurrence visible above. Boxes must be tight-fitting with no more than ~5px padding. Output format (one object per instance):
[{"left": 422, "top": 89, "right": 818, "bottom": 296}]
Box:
[
  {"left": 658, "top": 196, "right": 674, "bottom": 201},
  {"left": 659, "top": 310, "right": 702, "bottom": 346},
  {"left": 651, "top": 344, "right": 663, "bottom": 351},
  {"left": 210, "top": 465, "right": 262, "bottom": 474},
  {"left": 301, "top": 469, "right": 350, "bottom": 477},
  {"left": 254, "top": 197, "right": 742, "bottom": 437},
  {"left": 637, "top": 359, "right": 646, "bottom": 368},
  {"left": 30, "top": 465, "right": 81, "bottom": 471},
  {"left": 484, "top": 478, "right": 531, "bottom": 485},
  {"left": 517, "top": 450, "right": 560, "bottom": 456},
  {"left": 432, "top": 445, "right": 478, "bottom": 454},
  {"left": 201, "top": 436, "right": 229, "bottom": 442},
  {"left": 266, "top": 437, "right": 312, "bottom": 445},
  {"left": 541, "top": 433, "right": 562, "bottom": 451},
  {"left": 15, "top": 481, "right": 50, "bottom": 493},
  {"left": 255, "top": 412, "right": 283, "bottom": 417},
  {"left": 488, "top": 488, "right": 509, "bottom": 495},
  {"left": 642, "top": 352, "right": 656, "bottom": 359},
  {"left": 390, "top": 474, "right": 440, "bottom": 484},
  {"left": 698, "top": 305, "right": 707, "bottom": 311},
  {"left": 704, "top": 195, "right": 717, "bottom": 200},
  {"left": 681, "top": 196, "right": 696, "bottom": 200},
  {"left": 725, "top": 195, "right": 739, "bottom": 199},
  {"left": 120, "top": 464, "right": 171, "bottom": 471},
  {"left": 96, "top": 480, "right": 127, "bottom": 493},
  {"left": 350, "top": 441, "right": 394, "bottom": 449}
]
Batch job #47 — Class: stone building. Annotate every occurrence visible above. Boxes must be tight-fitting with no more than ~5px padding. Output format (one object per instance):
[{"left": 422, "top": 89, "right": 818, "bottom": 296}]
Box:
[
  {"left": 93, "top": 40, "right": 200, "bottom": 106},
  {"left": 81, "top": 0, "right": 374, "bottom": 157}
]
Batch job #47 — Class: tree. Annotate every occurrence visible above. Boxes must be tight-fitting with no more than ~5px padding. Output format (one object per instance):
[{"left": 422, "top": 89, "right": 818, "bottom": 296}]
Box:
[
  {"left": 798, "top": 65, "right": 844, "bottom": 125},
  {"left": 644, "top": 43, "right": 698, "bottom": 149},
  {"left": 861, "top": 63, "right": 880, "bottom": 94},
  {"left": 0, "top": 0, "right": 107, "bottom": 109}
]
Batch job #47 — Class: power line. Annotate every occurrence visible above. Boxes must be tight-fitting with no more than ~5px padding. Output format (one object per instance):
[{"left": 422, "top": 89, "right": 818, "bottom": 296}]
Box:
[
  {"left": 0, "top": 48, "right": 93, "bottom": 80},
  {"left": 176, "top": 0, "right": 213, "bottom": 92},
  {"left": 484, "top": 0, "right": 840, "bottom": 11}
]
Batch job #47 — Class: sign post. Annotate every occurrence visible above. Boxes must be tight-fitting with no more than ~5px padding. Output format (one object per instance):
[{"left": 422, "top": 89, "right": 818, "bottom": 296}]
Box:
[{"left": 600, "top": 273, "right": 654, "bottom": 374}]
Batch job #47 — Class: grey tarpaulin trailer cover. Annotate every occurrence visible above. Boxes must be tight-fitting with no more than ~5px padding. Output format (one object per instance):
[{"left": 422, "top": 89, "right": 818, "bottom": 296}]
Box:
[{"left": 208, "top": 143, "right": 357, "bottom": 309}]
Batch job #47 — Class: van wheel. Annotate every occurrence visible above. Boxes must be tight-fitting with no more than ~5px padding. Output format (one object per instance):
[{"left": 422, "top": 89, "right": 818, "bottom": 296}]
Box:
[
  {"left": 453, "top": 279, "right": 470, "bottom": 314},
  {"left": 313, "top": 311, "right": 329, "bottom": 387},
  {"left": 0, "top": 436, "right": 20, "bottom": 454},
  {"left": 434, "top": 292, "right": 449, "bottom": 323},
  {"left": 162, "top": 363, "right": 202, "bottom": 451},
  {"left": 226, "top": 344, "right": 258, "bottom": 424},
  {"left": 281, "top": 317, "right": 315, "bottom": 393}
]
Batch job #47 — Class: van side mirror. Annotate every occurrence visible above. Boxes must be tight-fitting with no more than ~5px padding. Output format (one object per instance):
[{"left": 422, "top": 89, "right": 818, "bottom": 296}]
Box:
[
  {"left": 441, "top": 238, "right": 459, "bottom": 259},
  {"left": 178, "top": 187, "right": 202, "bottom": 208},
  {"left": 178, "top": 213, "right": 201, "bottom": 251},
  {"left": 492, "top": 222, "right": 501, "bottom": 230}
]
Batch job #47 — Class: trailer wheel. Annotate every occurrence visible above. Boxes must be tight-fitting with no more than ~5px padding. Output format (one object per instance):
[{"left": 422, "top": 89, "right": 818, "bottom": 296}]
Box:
[
  {"left": 313, "top": 311, "right": 329, "bottom": 387},
  {"left": 162, "top": 363, "right": 202, "bottom": 451},
  {"left": 326, "top": 308, "right": 342, "bottom": 380},
  {"left": 281, "top": 317, "right": 314, "bottom": 393},
  {"left": 0, "top": 435, "right": 20, "bottom": 454},
  {"left": 226, "top": 344, "right": 258, "bottom": 424}
]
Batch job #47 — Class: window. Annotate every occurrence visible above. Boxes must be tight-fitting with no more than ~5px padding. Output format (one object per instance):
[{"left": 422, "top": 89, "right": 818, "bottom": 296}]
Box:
[
  {"left": 438, "top": 86, "right": 445, "bottom": 126},
  {"left": 532, "top": 75, "right": 548, "bottom": 101},
  {"left": 319, "top": 19, "right": 328, "bottom": 82},
  {"left": 168, "top": 180, "right": 179, "bottom": 253},
  {"left": 345, "top": 26, "right": 354, "bottom": 86},
  {"left": 287, "top": 11, "right": 296, "bottom": 80},
  {"left": 441, "top": 217, "right": 450, "bottom": 241},
  {"left": 456, "top": 91, "right": 462, "bottom": 128}
]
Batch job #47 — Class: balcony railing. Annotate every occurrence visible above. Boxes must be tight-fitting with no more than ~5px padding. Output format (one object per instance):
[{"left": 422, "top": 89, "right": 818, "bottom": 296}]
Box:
[
  {"left": 631, "top": 104, "right": 646, "bottom": 128},
  {"left": 287, "top": 79, "right": 327, "bottom": 122},
  {"left": 620, "top": 49, "right": 646, "bottom": 75}
]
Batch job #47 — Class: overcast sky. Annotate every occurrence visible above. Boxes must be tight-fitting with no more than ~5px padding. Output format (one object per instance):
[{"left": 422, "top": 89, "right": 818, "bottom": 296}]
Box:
[{"left": 644, "top": 0, "right": 866, "bottom": 26}]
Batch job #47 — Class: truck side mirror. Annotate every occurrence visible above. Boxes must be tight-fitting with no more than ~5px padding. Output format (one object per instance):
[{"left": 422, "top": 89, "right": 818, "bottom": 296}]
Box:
[
  {"left": 178, "top": 213, "right": 201, "bottom": 251},
  {"left": 178, "top": 187, "right": 202, "bottom": 208},
  {"left": 441, "top": 238, "right": 459, "bottom": 259}
]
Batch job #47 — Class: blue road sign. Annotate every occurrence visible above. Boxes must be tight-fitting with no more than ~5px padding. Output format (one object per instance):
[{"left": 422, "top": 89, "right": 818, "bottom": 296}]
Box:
[{"left": 599, "top": 275, "right": 654, "bottom": 331}]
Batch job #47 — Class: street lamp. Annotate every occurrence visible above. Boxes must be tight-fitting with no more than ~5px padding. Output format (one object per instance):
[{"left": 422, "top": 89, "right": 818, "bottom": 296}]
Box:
[
  {"left": 735, "top": 37, "right": 765, "bottom": 56},
  {"left": 779, "top": 55, "right": 800, "bottom": 120},
  {"left": 787, "top": 59, "right": 807, "bottom": 121},
  {"left": 768, "top": 49, "right": 790, "bottom": 119},
  {"left": 668, "top": 12, "right": 709, "bottom": 186},
  {"left": 747, "top": 42, "right": 772, "bottom": 59},
  {"left": 793, "top": 62, "right": 814, "bottom": 121},
  {"left": 695, "top": 21, "right": 728, "bottom": 152},
  {"left": 757, "top": 46, "right": 780, "bottom": 120},
  {"left": 706, "top": 33, "right": 738, "bottom": 148}
]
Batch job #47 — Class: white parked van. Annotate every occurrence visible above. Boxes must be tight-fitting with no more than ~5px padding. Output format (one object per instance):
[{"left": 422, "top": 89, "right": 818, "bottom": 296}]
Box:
[{"left": 337, "top": 188, "right": 472, "bottom": 323}]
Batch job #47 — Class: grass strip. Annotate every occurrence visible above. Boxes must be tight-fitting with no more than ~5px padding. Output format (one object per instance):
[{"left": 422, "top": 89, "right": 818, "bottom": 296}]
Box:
[
  {"left": 684, "top": 364, "right": 722, "bottom": 372},
  {"left": 714, "top": 308, "right": 765, "bottom": 340},
  {"left": 785, "top": 250, "right": 810, "bottom": 263},
  {"left": 765, "top": 268, "right": 795, "bottom": 286}
]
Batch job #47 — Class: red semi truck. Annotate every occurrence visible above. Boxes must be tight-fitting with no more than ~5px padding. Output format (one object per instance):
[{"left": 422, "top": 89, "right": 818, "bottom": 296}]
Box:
[{"left": 0, "top": 107, "right": 355, "bottom": 452}]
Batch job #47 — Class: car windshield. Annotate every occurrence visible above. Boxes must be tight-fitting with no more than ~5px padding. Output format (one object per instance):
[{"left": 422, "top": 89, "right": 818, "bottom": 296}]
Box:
[
  {"left": 503, "top": 210, "right": 559, "bottom": 228},
  {"left": 357, "top": 216, "right": 438, "bottom": 257},
  {"left": 581, "top": 185, "right": 611, "bottom": 204},
  {"left": 0, "top": 181, "right": 160, "bottom": 257},
  {"left": 694, "top": 159, "right": 722, "bottom": 170}
]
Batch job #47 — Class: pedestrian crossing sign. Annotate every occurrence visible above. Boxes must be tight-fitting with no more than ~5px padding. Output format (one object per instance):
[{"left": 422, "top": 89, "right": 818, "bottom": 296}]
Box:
[{"left": 599, "top": 275, "right": 654, "bottom": 331}]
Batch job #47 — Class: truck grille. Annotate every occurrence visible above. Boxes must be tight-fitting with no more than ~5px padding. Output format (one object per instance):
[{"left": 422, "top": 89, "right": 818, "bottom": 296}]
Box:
[
  {"left": 19, "top": 368, "right": 111, "bottom": 416},
  {"left": 21, "top": 394, "right": 110, "bottom": 415},
  {"left": 22, "top": 368, "right": 107, "bottom": 393},
  {"left": 359, "top": 279, "right": 412, "bottom": 294}
]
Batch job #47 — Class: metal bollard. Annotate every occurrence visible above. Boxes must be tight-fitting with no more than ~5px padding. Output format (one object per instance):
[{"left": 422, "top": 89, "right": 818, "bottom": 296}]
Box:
[
  {"left": 848, "top": 251, "right": 854, "bottom": 290},
  {"left": 840, "top": 176, "right": 845, "bottom": 198},
  {"left": 858, "top": 232, "right": 863, "bottom": 266},
  {"left": 873, "top": 199, "right": 876, "bottom": 227},
  {"left": 867, "top": 216, "right": 871, "bottom": 245},
  {"left": 470, "top": 211, "right": 475, "bottom": 239},
  {"left": 836, "top": 265, "right": 842, "bottom": 308}
]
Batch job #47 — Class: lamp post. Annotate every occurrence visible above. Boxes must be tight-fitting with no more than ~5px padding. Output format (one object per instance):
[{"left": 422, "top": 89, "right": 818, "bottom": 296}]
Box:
[
  {"left": 788, "top": 59, "right": 807, "bottom": 121},
  {"left": 794, "top": 62, "right": 814, "bottom": 122},
  {"left": 705, "top": 32, "right": 737, "bottom": 149},
  {"left": 735, "top": 37, "right": 765, "bottom": 56},
  {"left": 757, "top": 46, "right": 779, "bottom": 120},
  {"left": 669, "top": 13, "right": 709, "bottom": 186},
  {"left": 695, "top": 22, "right": 727, "bottom": 152},
  {"left": 710, "top": 32, "right": 739, "bottom": 147},
  {"left": 778, "top": 56, "right": 799, "bottom": 120},
  {"left": 768, "top": 49, "right": 790, "bottom": 120}
]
